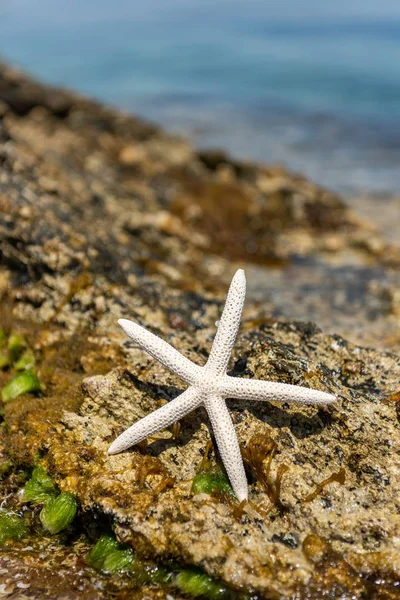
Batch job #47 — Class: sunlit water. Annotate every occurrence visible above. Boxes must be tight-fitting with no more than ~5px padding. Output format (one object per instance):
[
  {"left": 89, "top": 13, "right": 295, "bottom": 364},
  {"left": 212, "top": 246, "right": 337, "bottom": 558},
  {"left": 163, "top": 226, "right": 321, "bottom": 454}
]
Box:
[{"left": 1, "top": 1, "right": 400, "bottom": 193}]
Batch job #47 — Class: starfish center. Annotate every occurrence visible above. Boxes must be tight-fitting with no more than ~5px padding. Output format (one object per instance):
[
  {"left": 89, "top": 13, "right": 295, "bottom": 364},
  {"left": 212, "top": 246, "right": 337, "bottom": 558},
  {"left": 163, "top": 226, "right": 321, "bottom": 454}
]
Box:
[{"left": 194, "top": 370, "right": 226, "bottom": 395}]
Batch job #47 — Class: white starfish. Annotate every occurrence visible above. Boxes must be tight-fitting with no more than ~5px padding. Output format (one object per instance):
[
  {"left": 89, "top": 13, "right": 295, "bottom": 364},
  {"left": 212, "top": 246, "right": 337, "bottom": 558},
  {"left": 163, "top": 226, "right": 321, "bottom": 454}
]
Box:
[{"left": 108, "top": 269, "right": 335, "bottom": 502}]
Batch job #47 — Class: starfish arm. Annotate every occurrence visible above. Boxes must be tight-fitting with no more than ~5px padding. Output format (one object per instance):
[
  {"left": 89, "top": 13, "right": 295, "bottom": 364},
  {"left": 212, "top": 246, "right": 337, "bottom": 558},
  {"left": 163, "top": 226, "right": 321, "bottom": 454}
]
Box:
[
  {"left": 118, "top": 319, "right": 201, "bottom": 385},
  {"left": 206, "top": 269, "right": 246, "bottom": 376},
  {"left": 222, "top": 376, "right": 336, "bottom": 405},
  {"left": 204, "top": 395, "right": 248, "bottom": 502},
  {"left": 108, "top": 386, "right": 202, "bottom": 454}
]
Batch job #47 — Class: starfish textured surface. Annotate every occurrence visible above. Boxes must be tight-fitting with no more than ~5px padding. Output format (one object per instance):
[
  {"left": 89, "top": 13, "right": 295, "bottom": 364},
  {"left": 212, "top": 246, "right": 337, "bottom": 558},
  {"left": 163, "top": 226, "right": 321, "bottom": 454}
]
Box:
[{"left": 108, "top": 269, "right": 336, "bottom": 502}]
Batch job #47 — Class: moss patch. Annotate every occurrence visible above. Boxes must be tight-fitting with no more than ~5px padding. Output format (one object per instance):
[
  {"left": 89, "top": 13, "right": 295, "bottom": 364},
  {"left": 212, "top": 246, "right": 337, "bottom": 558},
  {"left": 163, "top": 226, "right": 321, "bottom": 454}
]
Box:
[
  {"left": 22, "top": 465, "right": 58, "bottom": 504},
  {"left": 0, "top": 510, "right": 28, "bottom": 545},
  {"left": 40, "top": 492, "right": 77, "bottom": 534},
  {"left": 2, "top": 370, "right": 41, "bottom": 402}
]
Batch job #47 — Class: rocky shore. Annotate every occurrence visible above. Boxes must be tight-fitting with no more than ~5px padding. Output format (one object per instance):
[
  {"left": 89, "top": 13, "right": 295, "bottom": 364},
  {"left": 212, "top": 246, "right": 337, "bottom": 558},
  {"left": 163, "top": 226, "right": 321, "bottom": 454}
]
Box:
[{"left": 0, "top": 62, "right": 399, "bottom": 599}]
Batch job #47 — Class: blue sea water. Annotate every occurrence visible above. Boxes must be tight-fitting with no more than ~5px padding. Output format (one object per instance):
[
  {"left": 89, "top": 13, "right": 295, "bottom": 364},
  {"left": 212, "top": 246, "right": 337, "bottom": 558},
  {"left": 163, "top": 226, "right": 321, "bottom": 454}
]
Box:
[{"left": 1, "top": 0, "right": 400, "bottom": 194}]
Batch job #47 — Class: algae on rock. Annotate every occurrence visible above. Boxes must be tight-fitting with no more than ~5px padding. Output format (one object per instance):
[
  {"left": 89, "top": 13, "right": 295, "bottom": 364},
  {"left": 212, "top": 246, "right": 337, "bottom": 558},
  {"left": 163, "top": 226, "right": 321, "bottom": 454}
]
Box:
[{"left": 0, "top": 62, "right": 399, "bottom": 599}]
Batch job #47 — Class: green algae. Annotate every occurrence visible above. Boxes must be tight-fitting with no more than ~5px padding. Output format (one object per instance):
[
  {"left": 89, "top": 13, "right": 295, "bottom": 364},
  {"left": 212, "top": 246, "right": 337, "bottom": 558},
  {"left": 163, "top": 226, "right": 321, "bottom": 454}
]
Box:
[
  {"left": 23, "top": 465, "right": 58, "bottom": 504},
  {"left": 40, "top": 492, "right": 77, "bottom": 534},
  {"left": 86, "top": 534, "right": 236, "bottom": 599},
  {"left": 86, "top": 534, "right": 121, "bottom": 570},
  {"left": 175, "top": 568, "right": 229, "bottom": 599},
  {"left": 0, "top": 510, "right": 28, "bottom": 545},
  {"left": 87, "top": 535, "right": 174, "bottom": 582},
  {"left": 7, "top": 333, "right": 26, "bottom": 363},
  {"left": 102, "top": 548, "right": 135, "bottom": 574},
  {"left": 0, "top": 331, "right": 35, "bottom": 371},
  {"left": 86, "top": 534, "right": 137, "bottom": 574},
  {"left": 14, "top": 349, "right": 36, "bottom": 371},
  {"left": 0, "top": 353, "right": 10, "bottom": 369},
  {"left": 1, "top": 370, "right": 41, "bottom": 402},
  {"left": 192, "top": 470, "right": 235, "bottom": 497},
  {"left": 191, "top": 442, "right": 236, "bottom": 499},
  {"left": 147, "top": 565, "right": 173, "bottom": 586}
]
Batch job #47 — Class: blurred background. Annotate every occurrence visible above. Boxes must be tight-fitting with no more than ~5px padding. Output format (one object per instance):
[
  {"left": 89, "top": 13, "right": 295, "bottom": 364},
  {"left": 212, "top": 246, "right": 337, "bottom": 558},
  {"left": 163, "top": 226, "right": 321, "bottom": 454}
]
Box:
[{"left": 1, "top": 0, "right": 400, "bottom": 195}]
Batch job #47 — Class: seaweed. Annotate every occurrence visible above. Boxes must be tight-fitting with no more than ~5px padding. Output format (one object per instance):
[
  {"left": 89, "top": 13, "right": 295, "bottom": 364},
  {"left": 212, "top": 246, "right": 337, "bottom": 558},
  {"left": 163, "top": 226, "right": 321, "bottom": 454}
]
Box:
[
  {"left": 191, "top": 440, "right": 235, "bottom": 499},
  {"left": 0, "top": 331, "right": 29, "bottom": 370},
  {"left": 242, "top": 432, "right": 288, "bottom": 510},
  {"left": 175, "top": 568, "right": 230, "bottom": 599},
  {"left": 136, "top": 455, "right": 175, "bottom": 493},
  {"left": 86, "top": 532, "right": 241, "bottom": 599},
  {"left": 303, "top": 468, "right": 346, "bottom": 502},
  {"left": 22, "top": 465, "right": 58, "bottom": 504},
  {"left": 301, "top": 533, "right": 400, "bottom": 598},
  {"left": 1, "top": 370, "right": 41, "bottom": 402},
  {"left": 7, "top": 333, "right": 26, "bottom": 363},
  {"left": 23, "top": 466, "right": 77, "bottom": 534},
  {"left": 0, "top": 509, "right": 28, "bottom": 545},
  {"left": 192, "top": 471, "right": 235, "bottom": 497},
  {"left": 14, "top": 349, "right": 36, "bottom": 371},
  {"left": 86, "top": 533, "right": 145, "bottom": 577},
  {"left": 86, "top": 534, "right": 121, "bottom": 570},
  {"left": 40, "top": 492, "right": 77, "bottom": 534}
]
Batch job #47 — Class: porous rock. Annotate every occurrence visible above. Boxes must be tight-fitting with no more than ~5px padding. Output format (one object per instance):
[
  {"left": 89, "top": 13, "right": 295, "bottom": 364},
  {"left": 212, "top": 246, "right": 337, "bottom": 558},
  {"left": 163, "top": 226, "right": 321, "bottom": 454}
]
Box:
[{"left": 0, "top": 62, "right": 399, "bottom": 599}]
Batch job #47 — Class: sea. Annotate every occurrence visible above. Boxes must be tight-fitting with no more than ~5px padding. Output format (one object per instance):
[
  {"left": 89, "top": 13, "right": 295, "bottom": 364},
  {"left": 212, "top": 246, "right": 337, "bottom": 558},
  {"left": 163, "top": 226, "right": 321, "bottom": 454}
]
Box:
[{"left": 1, "top": 0, "right": 400, "bottom": 195}]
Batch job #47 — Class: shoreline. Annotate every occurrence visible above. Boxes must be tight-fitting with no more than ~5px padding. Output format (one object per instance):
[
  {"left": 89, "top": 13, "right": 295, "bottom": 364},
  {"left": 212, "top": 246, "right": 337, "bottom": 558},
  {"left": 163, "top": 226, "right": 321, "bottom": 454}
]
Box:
[
  {"left": 134, "top": 96, "right": 400, "bottom": 197},
  {"left": 3, "top": 54, "right": 400, "bottom": 198}
]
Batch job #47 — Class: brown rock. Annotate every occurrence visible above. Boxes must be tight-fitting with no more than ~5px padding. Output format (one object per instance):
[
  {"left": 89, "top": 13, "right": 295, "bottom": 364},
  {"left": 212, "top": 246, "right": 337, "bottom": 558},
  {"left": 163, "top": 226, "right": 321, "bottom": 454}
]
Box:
[{"left": 0, "top": 61, "right": 399, "bottom": 599}]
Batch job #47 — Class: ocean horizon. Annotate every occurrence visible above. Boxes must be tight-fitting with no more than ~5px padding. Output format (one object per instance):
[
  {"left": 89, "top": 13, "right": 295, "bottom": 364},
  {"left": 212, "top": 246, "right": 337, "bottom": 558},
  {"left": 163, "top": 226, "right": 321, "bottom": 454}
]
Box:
[{"left": 1, "top": 0, "right": 400, "bottom": 195}]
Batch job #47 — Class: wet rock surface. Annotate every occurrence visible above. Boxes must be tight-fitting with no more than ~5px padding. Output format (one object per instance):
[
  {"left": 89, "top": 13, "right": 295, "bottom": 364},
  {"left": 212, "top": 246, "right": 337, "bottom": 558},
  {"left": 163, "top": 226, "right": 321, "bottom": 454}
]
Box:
[
  {"left": 0, "top": 540, "right": 185, "bottom": 600},
  {"left": 0, "top": 63, "right": 399, "bottom": 599},
  {"left": 18, "top": 325, "right": 399, "bottom": 599}
]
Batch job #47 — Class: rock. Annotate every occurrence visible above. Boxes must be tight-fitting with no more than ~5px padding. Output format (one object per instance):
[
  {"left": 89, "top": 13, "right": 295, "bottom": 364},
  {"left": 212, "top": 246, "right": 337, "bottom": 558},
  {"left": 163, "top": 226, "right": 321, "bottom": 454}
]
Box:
[
  {"left": 0, "top": 59, "right": 399, "bottom": 348},
  {"left": 5, "top": 322, "right": 397, "bottom": 599},
  {"left": 119, "top": 144, "right": 147, "bottom": 166},
  {"left": 0, "top": 62, "right": 399, "bottom": 599}
]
